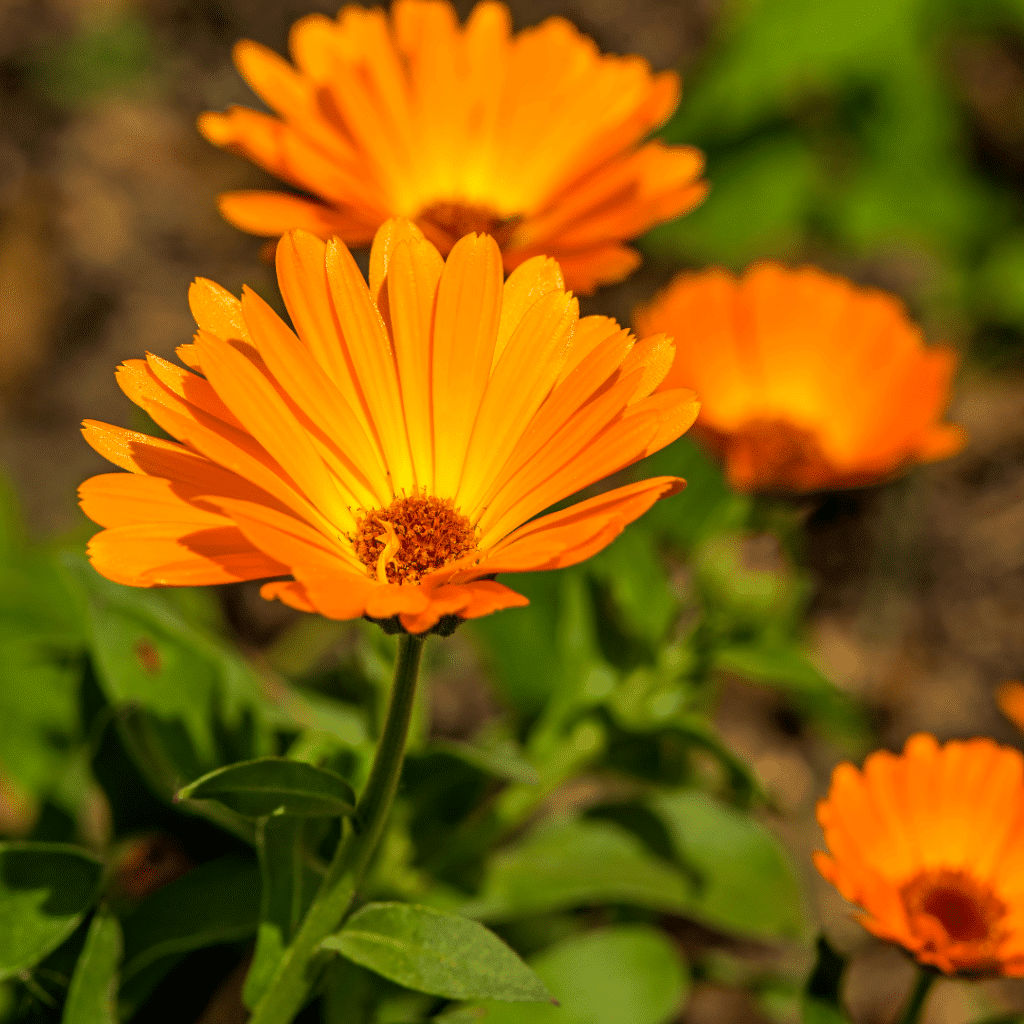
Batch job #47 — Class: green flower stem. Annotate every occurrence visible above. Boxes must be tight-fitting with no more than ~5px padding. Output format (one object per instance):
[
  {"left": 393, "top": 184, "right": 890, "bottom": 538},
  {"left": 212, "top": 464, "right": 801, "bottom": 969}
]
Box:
[
  {"left": 249, "top": 632, "right": 425, "bottom": 1024},
  {"left": 896, "top": 967, "right": 935, "bottom": 1024}
]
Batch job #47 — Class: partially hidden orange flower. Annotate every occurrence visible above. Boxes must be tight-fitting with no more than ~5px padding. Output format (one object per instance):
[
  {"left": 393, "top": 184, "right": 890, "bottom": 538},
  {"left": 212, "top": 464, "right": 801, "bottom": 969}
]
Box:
[
  {"left": 634, "top": 264, "right": 966, "bottom": 492},
  {"left": 816, "top": 734, "right": 1024, "bottom": 976},
  {"left": 79, "top": 219, "right": 699, "bottom": 635},
  {"left": 198, "top": 0, "right": 707, "bottom": 294}
]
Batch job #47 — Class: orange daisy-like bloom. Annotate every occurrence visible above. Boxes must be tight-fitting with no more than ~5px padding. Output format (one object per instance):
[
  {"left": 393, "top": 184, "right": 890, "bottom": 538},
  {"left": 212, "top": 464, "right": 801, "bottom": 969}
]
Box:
[
  {"left": 78, "top": 220, "right": 698, "bottom": 635},
  {"left": 197, "top": 0, "right": 707, "bottom": 294},
  {"left": 816, "top": 733, "right": 1024, "bottom": 976},
  {"left": 634, "top": 264, "right": 966, "bottom": 492}
]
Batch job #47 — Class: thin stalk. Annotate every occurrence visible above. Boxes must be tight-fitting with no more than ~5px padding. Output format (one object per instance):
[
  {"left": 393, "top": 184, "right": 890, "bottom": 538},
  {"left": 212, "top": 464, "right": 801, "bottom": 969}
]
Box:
[
  {"left": 896, "top": 967, "right": 935, "bottom": 1024},
  {"left": 248, "top": 632, "right": 425, "bottom": 1024}
]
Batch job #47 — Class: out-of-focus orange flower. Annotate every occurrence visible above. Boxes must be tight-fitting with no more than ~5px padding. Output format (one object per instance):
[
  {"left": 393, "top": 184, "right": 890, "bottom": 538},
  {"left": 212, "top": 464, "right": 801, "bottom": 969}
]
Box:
[
  {"left": 79, "top": 220, "right": 698, "bottom": 635},
  {"left": 816, "top": 734, "right": 1024, "bottom": 976},
  {"left": 998, "top": 681, "right": 1024, "bottom": 733},
  {"left": 197, "top": 0, "right": 707, "bottom": 294},
  {"left": 634, "top": 264, "right": 966, "bottom": 492}
]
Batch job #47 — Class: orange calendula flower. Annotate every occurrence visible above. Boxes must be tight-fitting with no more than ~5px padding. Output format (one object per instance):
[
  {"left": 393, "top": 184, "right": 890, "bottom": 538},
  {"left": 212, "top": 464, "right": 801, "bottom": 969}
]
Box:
[
  {"left": 197, "top": 0, "right": 707, "bottom": 294},
  {"left": 816, "top": 734, "right": 1024, "bottom": 976},
  {"left": 79, "top": 220, "right": 699, "bottom": 635},
  {"left": 634, "top": 264, "right": 966, "bottom": 492}
]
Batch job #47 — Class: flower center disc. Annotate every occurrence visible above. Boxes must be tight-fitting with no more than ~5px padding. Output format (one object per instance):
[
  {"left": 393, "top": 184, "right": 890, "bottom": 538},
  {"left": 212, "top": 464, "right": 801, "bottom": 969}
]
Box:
[
  {"left": 416, "top": 200, "right": 519, "bottom": 252},
  {"left": 901, "top": 869, "right": 1006, "bottom": 952},
  {"left": 354, "top": 495, "right": 478, "bottom": 585}
]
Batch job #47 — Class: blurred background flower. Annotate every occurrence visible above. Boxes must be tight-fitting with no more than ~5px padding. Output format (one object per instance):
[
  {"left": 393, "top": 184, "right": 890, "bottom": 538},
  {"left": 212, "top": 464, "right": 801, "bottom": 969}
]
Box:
[{"left": 635, "top": 264, "right": 965, "bottom": 492}]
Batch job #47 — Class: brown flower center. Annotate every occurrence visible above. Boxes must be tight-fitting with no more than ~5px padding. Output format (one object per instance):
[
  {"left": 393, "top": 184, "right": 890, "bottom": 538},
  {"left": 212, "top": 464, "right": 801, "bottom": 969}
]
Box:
[
  {"left": 354, "top": 495, "right": 478, "bottom": 585},
  {"left": 416, "top": 200, "right": 520, "bottom": 252},
  {"left": 901, "top": 869, "right": 1007, "bottom": 964},
  {"left": 723, "top": 418, "right": 835, "bottom": 492}
]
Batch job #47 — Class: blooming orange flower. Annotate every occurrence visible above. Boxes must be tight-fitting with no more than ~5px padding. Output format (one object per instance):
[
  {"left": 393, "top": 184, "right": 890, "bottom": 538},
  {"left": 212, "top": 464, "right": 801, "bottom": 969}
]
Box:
[
  {"left": 197, "top": 0, "right": 707, "bottom": 294},
  {"left": 634, "top": 264, "right": 966, "bottom": 492},
  {"left": 816, "top": 734, "right": 1024, "bottom": 976},
  {"left": 79, "top": 220, "right": 699, "bottom": 635}
]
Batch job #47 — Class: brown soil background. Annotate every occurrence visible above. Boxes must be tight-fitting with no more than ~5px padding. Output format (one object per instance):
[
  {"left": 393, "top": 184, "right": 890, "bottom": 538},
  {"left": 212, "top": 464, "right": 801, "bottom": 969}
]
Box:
[{"left": 1, "top": 1, "right": 1023, "bottom": 1022}]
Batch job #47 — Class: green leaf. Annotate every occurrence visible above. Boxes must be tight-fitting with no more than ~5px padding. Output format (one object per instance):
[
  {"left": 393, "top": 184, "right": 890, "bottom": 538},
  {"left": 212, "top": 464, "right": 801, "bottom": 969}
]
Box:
[
  {"left": 0, "top": 843, "right": 102, "bottom": 981},
  {"left": 650, "top": 791, "right": 805, "bottom": 940},
  {"left": 322, "top": 903, "right": 550, "bottom": 1003},
  {"left": 713, "top": 642, "right": 866, "bottom": 738},
  {"left": 243, "top": 818, "right": 319, "bottom": 1010},
  {"left": 467, "top": 573, "right": 562, "bottom": 716},
  {"left": 429, "top": 737, "right": 539, "bottom": 786},
  {"left": 178, "top": 757, "right": 357, "bottom": 818},
  {"left": 627, "top": 436, "right": 749, "bottom": 551},
  {"left": 586, "top": 527, "right": 675, "bottom": 644},
  {"left": 463, "top": 818, "right": 698, "bottom": 921},
  {"left": 64, "top": 554, "right": 272, "bottom": 795},
  {"left": 802, "top": 934, "right": 851, "bottom": 1023},
  {"left": 62, "top": 909, "right": 122, "bottom": 1024},
  {"left": 120, "top": 856, "right": 259, "bottom": 1002},
  {"left": 467, "top": 925, "right": 689, "bottom": 1024}
]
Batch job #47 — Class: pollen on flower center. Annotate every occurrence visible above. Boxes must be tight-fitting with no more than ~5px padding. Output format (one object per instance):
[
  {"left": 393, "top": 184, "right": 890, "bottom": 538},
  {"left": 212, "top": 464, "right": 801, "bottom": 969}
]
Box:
[
  {"left": 901, "top": 869, "right": 1006, "bottom": 948},
  {"left": 354, "top": 495, "right": 478, "bottom": 585},
  {"left": 416, "top": 200, "right": 520, "bottom": 252}
]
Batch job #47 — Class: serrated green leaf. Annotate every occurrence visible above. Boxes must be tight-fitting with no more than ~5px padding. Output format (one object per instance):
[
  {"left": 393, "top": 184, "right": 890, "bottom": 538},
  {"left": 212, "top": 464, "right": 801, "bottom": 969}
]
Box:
[
  {"left": 178, "top": 757, "right": 356, "bottom": 818},
  {"left": 463, "top": 818, "right": 697, "bottom": 921},
  {"left": 62, "top": 909, "right": 121, "bottom": 1024},
  {"left": 0, "top": 843, "right": 103, "bottom": 981},
  {"left": 323, "top": 903, "right": 550, "bottom": 1003},
  {"left": 650, "top": 791, "right": 806, "bottom": 940},
  {"left": 466, "top": 925, "right": 689, "bottom": 1024}
]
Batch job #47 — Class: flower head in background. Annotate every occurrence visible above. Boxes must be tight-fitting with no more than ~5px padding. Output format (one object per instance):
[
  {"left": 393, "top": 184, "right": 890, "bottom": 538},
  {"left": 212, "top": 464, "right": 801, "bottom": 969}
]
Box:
[
  {"left": 816, "top": 734, "right": 1024, "bottom": 976},
  {"left": 79, "top": 220, "right": 698, "bottom": 635},
  {"left": 634, "top": 264, "right": 966, "bottom": 492},
  {"left": 198, "top": 0, "right": 707, "bottom": 294}
]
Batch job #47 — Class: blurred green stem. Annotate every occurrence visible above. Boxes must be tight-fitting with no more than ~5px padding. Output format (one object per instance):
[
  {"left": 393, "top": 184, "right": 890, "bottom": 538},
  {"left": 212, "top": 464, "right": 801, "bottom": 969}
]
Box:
[
  {"left": 248, "top": 632, "right": 425, "bottom": 1024},
  {"left": 896, "top": 967, "right": 934, "bottom": 1024}
]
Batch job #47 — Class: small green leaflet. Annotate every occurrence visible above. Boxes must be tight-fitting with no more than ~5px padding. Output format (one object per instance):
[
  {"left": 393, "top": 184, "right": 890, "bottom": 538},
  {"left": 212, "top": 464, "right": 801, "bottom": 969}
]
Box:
[
  {"left": 62, "top": 909, "right": 122, "bottom": 1024},
  {"left": 0, "top": 843, "right": 103, "bottom": 981},
  {"left": 177, "top": 757, "right": 357, "bottom": 818},
  {"left": 322, "top": 903, "right": 551, "bottom": 1003}
]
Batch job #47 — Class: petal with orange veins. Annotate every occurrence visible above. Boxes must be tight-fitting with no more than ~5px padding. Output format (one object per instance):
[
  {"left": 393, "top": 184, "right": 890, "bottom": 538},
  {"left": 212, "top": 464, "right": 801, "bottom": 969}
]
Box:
[
  {"left": 379, "top": 229, "right": 445, "bottom": 491},
  {"left": 326, "top": 238, "right": 415, "bottom": 494},
  {"left": 493, "top": 255, "right": 564, "bottom": 368},
  {"left": 260, "top": 579, "right": 317, "bottom": 613},
  {"left": 475, "top": 476, "right": 683, "bottom": 574},
  {"left": 457, "top": 288, "right": 577, "bottom": 515},
  {"left": 536, "top": 244, "right": 641, "bottom": 296},
  {"left": 79, "top": 473, "right": 231, "bottom": 530},
  {"left": 398, "top": 579, "right": 527, "bottom": 635},
  {"left": 479, "top": 401, "right": 661, "bottom": 546},
  {"left": 193, "top": 327, "right": 356, "bottom": 531},
  {"left": 188, "top": 277, "right": 250, "bottom": 344},
  {"left": 239, "top": 285, "right": 390, "bottom": 507},
  {"left": 275, "top": 231, "right": 379, "bottom": 451},
  {"left": 217, "top": 190, "right": 374, "bottom": 243},
  {"left": 431, "top": 232, "right": 504, "bottom": 497},
  {"left": 80, "top": 421, "right": 289, "bottom": 514},
  {"left": 87, "top": 523, "right": 288, "bottom": 588},
  {"left": 136, "top": 400, "right": 333, "bottom": 537}
]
